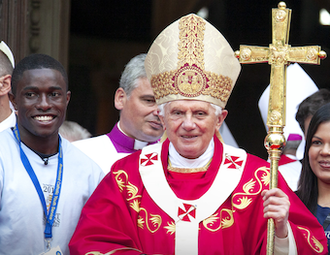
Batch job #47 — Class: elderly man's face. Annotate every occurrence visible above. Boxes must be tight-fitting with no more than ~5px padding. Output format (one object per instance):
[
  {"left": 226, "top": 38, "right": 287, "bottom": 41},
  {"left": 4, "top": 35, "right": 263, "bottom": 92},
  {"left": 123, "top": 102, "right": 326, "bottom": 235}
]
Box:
[{"left": 160, "top": 100, "right": 227, "bottom": 159}]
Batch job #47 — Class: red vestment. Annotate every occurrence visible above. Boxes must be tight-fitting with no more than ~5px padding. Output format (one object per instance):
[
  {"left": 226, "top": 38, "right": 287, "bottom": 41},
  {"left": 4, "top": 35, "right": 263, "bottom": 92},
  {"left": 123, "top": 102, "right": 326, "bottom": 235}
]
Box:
[{"left": 69, "top": 136, "right": 327, "bottom": 255}]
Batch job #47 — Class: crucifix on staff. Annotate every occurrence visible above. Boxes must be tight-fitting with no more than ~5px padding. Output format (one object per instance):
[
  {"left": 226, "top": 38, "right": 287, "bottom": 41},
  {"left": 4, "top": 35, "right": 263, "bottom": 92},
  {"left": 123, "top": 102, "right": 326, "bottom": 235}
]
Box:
[{"left": 235, "top": 2, "right": 326, "bottom": 254}]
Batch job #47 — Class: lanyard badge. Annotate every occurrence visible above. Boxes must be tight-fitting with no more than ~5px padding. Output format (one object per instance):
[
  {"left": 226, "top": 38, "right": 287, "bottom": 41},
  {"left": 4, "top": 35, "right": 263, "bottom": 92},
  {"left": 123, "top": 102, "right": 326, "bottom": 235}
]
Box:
[{"left": 12, "top": 124, "right": 63, "bottom": 250}]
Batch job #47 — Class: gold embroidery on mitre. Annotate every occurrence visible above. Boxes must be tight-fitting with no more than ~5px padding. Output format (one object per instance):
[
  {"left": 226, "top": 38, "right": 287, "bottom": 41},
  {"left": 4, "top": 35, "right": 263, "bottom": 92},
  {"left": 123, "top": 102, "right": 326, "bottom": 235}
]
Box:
[
  {"left": 151, "top": 68, "right": 233, "bottom": 103},
  {"left": 297, "top": 226, "right": 324, "bottom": 253},
  {"left": 177, "top": 14, "right": 205, "bottom": 70},
  {"left": 203, "top": 208, "right": 234, "bottom": 232},
  {"left": 151, "top": 70, "right": 178, "bottom": 100},
  {"left": 138, "top": 208, "right": 162, "bottom": 233},
  {"left": 150, "top": 14, "right": 233, "bottom": 106},
  {"left": 202, "top": 72, "right": 233, "bottom": 103},
  {"left": 232, "top": 167, "right": 269, "bottom": 210},
  {"left": 175, "top": 65, "right": 207, "bottom": 97}
]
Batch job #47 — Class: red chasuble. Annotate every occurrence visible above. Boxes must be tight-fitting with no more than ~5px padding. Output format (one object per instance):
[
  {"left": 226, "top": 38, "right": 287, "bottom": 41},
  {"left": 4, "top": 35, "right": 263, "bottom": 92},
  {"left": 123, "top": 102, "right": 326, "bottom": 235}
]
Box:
[{"left": 69, "top": 135, "right": 327, "bottom": 255}]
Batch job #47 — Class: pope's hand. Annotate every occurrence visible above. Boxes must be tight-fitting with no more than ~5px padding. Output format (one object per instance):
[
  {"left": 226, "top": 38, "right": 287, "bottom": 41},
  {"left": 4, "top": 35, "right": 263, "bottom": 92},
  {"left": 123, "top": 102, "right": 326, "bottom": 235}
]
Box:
[{"left": 261, "top": 188, "right": 290, "bottom": 238}]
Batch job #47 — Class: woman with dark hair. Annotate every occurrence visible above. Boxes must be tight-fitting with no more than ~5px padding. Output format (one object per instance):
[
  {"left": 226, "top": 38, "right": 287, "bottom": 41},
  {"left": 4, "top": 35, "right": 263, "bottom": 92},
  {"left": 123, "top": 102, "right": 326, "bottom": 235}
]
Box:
[{"left": 296, "top": 102, "right": 330, "bottom": 253}]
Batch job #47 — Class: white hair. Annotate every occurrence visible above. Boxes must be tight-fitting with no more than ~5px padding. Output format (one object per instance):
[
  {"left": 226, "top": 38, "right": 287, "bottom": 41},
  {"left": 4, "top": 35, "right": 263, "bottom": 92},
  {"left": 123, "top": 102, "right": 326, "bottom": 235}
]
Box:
[
  {"left": 158, "top": 102, "right": 222, "bottom": 116},
  {"left": 59, "top": 121, "right": 92, "bottom": 142},
  {"left": 157, "top": 103, "right": 168, "bottom": 117},
  {"left": 119, "top": 53, "right": 147, "bottom": 98}
]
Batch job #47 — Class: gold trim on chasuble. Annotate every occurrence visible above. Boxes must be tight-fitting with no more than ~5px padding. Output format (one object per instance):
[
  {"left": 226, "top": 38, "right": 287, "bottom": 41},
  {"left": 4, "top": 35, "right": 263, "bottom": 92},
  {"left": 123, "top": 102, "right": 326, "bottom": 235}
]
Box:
[
  {"left": 85, "top": 247, "right": 143, "bottom": 255},
  {"left": 150, "top": 15, "right": 233, "bottom": 104},
  {"left": 231, "top": 166, "right": 270, "bottom": 210},
  {"left": 113, "top": 170, "right": 162, "bottom": 233},
  {"left": 297, "top": 226, "right": 325, "bottom": 253},
  {"left": 202, "top": 166, "right": 270, "bottom": 231},
  {"left": 167, "top": 158, "right": 211, "bottom": 173},
  {"left": 113, "top": 166, "right": 270, "bottom": 235}
]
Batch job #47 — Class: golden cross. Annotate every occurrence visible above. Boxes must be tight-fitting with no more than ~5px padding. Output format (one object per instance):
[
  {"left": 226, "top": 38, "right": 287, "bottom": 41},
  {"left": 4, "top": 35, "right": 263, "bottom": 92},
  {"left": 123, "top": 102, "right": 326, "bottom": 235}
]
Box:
[{"left": 234, "top": 2, "right": 326, "bottom": 254}]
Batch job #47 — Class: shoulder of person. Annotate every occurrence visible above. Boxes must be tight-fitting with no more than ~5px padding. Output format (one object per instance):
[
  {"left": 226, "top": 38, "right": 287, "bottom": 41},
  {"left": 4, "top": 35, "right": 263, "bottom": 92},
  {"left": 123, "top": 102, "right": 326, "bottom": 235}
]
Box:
[
  {"left": 72, "top": 134, "right": 109, "bottom": 148},
  {"left": 0, "top": 128, "right": 16, "bottom": 150},
  {"left": 61, "top": 137, "right": 104, "bottom": 173},
  {"left": 111, "top": 149, "right": 144, "bottom": 177}
]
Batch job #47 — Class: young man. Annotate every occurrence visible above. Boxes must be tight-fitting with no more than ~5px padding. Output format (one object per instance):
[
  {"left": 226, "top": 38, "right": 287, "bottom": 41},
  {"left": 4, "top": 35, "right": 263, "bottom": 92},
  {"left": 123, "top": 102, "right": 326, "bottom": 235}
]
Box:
[
  {"left": 0, "top": 54, "right": 104, "bottom": 255},
  {"left": 0, "top": 41, "right": 16, "bottom": 132},
  {"left": 73, "top": 53, "right": 164, "bottom": 174},
  {"left": 69, "top": 14, "right": 327, "bottom": 254}
]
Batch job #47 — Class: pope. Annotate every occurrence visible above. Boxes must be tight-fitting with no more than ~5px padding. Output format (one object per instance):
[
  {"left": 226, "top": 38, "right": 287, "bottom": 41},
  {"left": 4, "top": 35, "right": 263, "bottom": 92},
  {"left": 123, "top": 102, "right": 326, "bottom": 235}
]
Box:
[{"left": 69, "top": 14, "right": 327, "bottom": 255}]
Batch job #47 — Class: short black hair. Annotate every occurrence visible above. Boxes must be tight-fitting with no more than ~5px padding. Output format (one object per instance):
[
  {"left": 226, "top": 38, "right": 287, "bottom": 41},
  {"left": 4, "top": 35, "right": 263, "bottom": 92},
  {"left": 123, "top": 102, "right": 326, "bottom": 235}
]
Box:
[
  {"left": 11, "top": 54, "right": 68, "bottom": 95},
  {"left": 295, "top": 88, "right": 330, "bottom": 133}
]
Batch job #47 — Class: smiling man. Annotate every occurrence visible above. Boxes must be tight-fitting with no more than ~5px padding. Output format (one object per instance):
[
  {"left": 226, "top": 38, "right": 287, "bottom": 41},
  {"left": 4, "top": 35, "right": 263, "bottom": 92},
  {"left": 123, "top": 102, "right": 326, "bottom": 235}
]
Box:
[
  {"left": 0, "top": 54, "right": 104, "bottom": 255},
  {"left": 73, "top": 53, "right": 164, "bottom": 174},
  {"left": 69, "top": 14, "right": 327, "bottom": 255}
]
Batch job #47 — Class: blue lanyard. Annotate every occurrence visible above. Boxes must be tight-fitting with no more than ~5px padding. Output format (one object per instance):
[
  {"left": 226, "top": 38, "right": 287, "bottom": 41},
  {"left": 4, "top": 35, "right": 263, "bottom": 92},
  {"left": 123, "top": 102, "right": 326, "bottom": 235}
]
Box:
[{"left": 12, "top": 124, "right": 63, "bottom": 240}]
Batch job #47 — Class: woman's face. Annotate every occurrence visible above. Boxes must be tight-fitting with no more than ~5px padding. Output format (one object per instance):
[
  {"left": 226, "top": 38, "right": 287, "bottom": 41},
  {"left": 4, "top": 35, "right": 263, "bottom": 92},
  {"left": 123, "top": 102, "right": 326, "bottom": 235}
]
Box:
[{"left": 309, "top": 121, "right": 330, "bottom": 185}]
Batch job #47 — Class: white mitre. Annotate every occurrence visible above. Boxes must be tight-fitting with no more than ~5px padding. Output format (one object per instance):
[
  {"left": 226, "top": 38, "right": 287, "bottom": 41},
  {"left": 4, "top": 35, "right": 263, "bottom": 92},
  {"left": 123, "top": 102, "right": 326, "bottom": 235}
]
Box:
[{"left": 145, "top": 13, "right": 241, "bottom": 109}]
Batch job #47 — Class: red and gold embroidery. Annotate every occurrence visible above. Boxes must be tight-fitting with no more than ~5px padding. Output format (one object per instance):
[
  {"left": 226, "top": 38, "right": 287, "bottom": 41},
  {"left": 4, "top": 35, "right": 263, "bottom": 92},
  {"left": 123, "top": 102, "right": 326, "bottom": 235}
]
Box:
[
  {"left": 164, "top": 222, "right": 176, "bottom": 235},
  {"left": 113, "top": 170, "right": 141, "bottom": 201},
  {"left": 174, "top": 64, "right": 207, "bottom": 98},
  {"left": 130, "top": 199, "right": 140, "bottom": 212},
  {"left": 203, "top": 208, "right": 234, "bottom": 231},
  {"left": 150, "top": 68, "right": 233, "bottom": 102},
  {"left": 177, "top": 15, "right": 205, "bottom": 70},
  {"left": 113, "top": 170, "right": 162, "bottom": 234},
  {"left": 150, "top": 14, "right": 233, "bottom": 104},
  {"left": 232, "top": 167, "right": 269, "bottom": 210},
  {"left": 85, "top": 247, "right": 143, "bottom": 255},
  {"left": 201, "top": 167, "right": 270, "bottom": 233},
  {"left": 137, "top": 208, "right": 162, "bottom": 233},
  {"left": 297, "top": 226, "right": 324, "bottom": 253},
  {"left": 85, "top": 252, "right": 109, "bottom": 255}
]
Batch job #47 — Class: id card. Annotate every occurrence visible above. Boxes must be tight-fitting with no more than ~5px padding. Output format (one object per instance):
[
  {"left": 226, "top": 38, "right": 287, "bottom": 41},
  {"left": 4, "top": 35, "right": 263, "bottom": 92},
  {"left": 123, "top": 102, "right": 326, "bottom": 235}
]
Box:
[{"left": 40, "top": 246, "right": 63, "bottom": 255}]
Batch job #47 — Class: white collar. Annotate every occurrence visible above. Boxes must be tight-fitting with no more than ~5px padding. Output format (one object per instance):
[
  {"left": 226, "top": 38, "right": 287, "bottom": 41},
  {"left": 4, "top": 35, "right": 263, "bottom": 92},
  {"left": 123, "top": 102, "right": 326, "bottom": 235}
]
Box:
[
  {"left": 0, "top": 110, "right": 16, "bottom": 132},
  {"left": 169, "top": 139, "right": 214, "bottom": 168},
  {"left": 134, "top": 140, "right": 149, "bottom": 150}
]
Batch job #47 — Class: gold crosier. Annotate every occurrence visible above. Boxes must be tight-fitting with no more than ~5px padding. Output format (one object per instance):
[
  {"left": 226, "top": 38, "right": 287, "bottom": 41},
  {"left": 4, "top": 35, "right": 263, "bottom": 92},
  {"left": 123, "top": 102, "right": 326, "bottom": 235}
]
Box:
[{"left": 234, "top": 2, "right": 326, "bottom": 254}]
